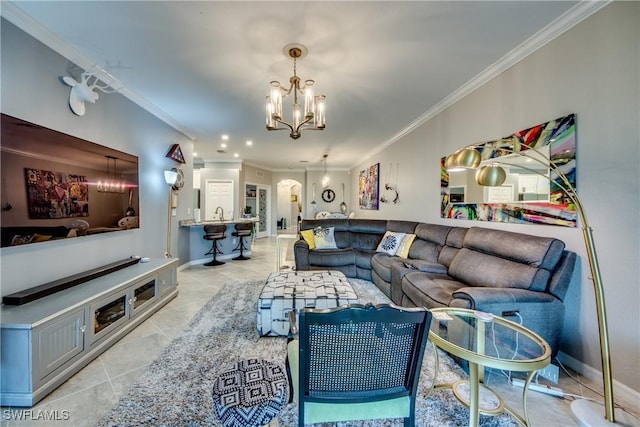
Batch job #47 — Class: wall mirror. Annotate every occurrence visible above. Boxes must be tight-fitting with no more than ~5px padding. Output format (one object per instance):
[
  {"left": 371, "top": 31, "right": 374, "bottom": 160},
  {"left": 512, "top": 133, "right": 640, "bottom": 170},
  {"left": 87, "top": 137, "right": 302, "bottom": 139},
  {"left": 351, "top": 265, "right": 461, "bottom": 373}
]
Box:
[
  {"left": 1, "top": 114, "right": 139, "bottom": 248},
  {"left": 440, "top": 113, "right": 576, "bottom": 227}
]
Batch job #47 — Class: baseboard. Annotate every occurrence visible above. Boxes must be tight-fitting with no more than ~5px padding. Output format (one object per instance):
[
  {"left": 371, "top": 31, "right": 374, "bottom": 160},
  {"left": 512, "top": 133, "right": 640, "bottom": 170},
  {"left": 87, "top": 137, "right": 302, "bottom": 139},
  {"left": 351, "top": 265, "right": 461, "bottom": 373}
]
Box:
[{"left": 557, "top": 351, "right": 639, "bottom": 409}]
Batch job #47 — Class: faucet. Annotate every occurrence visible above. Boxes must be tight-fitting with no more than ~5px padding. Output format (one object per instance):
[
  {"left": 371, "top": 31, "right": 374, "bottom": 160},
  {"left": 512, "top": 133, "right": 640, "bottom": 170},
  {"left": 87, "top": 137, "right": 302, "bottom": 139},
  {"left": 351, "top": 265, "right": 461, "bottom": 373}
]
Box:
[{"left": 214, "top": 206, "right": 224, "bottom": 221}]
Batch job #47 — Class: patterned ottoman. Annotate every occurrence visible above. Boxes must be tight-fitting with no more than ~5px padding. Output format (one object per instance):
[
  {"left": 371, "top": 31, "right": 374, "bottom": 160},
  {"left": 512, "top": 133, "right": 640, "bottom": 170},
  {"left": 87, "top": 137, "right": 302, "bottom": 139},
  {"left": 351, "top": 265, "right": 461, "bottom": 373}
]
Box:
[
  {"left": 212, "top": 359, "right": 288, "bottom": 427},
  {"left": 257, "top": 270, "right": 358, "bottom": 337}
]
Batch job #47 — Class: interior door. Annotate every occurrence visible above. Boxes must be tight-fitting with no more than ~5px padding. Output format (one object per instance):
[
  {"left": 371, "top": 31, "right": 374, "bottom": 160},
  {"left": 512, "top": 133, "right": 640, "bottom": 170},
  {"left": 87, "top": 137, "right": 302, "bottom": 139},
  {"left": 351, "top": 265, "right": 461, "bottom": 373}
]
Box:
[
  {"left": 205, "top": 180, "right": 234, "bottom": 220},
  {"left": 256, "top": 185, "right": 270, "bottom": 238}
]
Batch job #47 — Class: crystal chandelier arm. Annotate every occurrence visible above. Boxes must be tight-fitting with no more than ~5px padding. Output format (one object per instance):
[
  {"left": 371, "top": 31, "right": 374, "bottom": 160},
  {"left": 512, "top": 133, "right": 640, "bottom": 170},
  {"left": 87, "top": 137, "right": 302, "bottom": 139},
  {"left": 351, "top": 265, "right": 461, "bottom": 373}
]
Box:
[
  {"left": 273, "top": 118, "right": 295, "bottom": 134},
  {"left": 293, "top": 114, "right": 314, "bottom": 132},
  {"left": 279, "top": 79, "right": 297, "bottom": 97}
]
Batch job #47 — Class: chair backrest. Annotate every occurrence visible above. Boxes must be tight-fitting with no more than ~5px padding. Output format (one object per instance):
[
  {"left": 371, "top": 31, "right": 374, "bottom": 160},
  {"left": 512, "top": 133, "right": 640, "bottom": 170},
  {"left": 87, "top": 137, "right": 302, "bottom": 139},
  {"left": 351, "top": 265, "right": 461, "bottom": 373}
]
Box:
[
  {"left": 204, "top": 224, "right": 227, "bottom": 235},
  {"left": 297, "top": 303, "right": 431, "bottom": 404},
  {"left": 234, "top": 222, "right": 253, "bottom": 232}
]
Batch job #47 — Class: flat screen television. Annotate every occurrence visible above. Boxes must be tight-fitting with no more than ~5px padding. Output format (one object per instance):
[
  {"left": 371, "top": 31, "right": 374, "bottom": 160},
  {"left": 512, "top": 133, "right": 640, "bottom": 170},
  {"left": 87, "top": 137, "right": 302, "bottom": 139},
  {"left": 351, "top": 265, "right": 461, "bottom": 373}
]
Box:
[{"left": 1, "top": 114, "right": 139, "bottom": 248}]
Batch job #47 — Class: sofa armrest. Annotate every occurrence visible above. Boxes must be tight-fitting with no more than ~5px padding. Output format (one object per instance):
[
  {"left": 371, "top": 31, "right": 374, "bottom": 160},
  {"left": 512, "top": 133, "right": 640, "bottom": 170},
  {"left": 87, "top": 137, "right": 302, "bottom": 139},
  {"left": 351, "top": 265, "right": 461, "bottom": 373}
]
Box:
[
  {"left": 451, "top": 287, "right": 565, "bottom": 356},
  {"left": 452, "top": 287, "right": 557, "bottom": 306},
  {"left": 294, "top": 240, "right": 311, "bottom": 271},
  {"left": 407, "top": 259, "right": 447, "bottom": 274}
]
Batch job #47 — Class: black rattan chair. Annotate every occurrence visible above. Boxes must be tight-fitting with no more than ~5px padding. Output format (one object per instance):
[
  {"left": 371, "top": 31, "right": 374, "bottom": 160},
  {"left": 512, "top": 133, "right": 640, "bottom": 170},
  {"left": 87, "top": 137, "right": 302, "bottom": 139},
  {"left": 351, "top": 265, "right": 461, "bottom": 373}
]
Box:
[{"left": 286, "top": 303, "right": 432, "bottom": 426}]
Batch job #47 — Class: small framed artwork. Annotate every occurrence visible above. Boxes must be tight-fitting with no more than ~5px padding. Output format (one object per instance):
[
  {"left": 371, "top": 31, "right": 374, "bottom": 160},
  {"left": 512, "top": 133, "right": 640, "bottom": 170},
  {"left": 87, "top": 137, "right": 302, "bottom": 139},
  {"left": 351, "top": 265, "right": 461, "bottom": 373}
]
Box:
[
  {"left": 358, "top": 163, "right": 380, "bottom": 210},
  {"left": 166, "top": 144, "right": 186, "bottom": 164}
]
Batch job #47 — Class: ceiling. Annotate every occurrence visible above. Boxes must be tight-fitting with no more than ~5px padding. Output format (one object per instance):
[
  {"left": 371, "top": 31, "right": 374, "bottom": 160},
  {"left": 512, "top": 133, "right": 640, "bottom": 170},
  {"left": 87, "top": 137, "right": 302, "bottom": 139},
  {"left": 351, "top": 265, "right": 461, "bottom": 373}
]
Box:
[{"left": 5, "top": 1, "right": 586, "bottom": 171}]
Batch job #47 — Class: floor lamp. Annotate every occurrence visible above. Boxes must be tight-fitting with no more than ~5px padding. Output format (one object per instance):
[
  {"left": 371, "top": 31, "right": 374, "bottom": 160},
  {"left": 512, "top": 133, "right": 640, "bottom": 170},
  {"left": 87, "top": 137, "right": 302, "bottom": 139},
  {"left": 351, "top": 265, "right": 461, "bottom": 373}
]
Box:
[
  {"left": 446, "top": 145, "right": 638, "bottom": 426},
  {"left": 164, "top": 169, "right": 178, "bottom": 258}
]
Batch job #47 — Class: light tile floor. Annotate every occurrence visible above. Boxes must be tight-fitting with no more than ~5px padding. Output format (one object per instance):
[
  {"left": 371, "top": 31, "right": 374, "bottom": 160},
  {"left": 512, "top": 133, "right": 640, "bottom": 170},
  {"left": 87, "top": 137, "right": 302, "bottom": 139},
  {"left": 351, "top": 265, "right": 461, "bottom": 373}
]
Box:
[{"left": 2, "top": 234, "right": 637, "bottom": 426}]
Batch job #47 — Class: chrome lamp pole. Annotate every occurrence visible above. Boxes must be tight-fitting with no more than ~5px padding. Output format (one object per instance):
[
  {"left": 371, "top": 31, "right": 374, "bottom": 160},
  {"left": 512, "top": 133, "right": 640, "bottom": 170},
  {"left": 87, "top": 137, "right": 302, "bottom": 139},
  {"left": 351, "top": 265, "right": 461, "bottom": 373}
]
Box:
[
  {"left": 164, "top": 170, "right": 179, "bottom": 258},
  {"left": 445, "top": 144, "right": 635, "bottom": 425}
]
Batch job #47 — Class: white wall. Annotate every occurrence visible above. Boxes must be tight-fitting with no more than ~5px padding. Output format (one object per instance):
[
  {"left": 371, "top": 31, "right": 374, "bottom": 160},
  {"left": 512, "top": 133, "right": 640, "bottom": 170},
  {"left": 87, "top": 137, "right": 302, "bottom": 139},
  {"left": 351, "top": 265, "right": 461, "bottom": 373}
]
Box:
[
  {"left": 305, "top": 170, "right": 352, "bottom": 218},
  {"left": 351, "top": 2, "right": 639, "bottom": 394},
  {"left": 1, "top": 19, "right": 192, "bottom": 295}
]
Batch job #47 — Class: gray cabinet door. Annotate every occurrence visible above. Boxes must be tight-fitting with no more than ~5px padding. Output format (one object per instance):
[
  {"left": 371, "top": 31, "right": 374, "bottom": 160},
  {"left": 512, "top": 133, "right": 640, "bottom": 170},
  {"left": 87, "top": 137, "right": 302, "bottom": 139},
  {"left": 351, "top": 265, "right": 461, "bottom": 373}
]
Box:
[
  {"left": 157, "top": 266, "right": 176, "bottom": 296},
  {"left": 37, "top": 309, "right": 85, "bottom": 380}
]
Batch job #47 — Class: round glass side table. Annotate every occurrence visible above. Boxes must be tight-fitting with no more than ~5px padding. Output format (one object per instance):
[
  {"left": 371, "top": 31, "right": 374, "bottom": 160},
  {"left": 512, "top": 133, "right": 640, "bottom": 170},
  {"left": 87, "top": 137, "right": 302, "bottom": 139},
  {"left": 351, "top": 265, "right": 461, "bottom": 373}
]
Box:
[{"left": 428, "top": 307, "right": 551, "bottom": 427}]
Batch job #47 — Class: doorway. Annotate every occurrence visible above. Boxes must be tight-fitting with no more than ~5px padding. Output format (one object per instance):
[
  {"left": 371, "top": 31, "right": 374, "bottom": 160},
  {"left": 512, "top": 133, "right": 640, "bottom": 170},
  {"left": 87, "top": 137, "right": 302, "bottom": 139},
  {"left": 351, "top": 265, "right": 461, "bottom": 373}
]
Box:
[
  {"left": 245, "top": 183, "right": 270, "bottom": 238},
  {"left": 276, "top": 179, "right": 302, "bottom": 234},
  {"left": 205, "top": 180, "right": 234, "bottom": 220}
]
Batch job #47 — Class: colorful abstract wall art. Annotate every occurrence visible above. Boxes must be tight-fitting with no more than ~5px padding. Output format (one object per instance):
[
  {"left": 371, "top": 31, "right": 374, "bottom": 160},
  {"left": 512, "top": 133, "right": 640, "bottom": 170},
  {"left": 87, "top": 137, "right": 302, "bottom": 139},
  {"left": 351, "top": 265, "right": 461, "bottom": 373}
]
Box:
[
  {"left": 441, "top": 113, "right": 577, "bottom": 227},
  {"left": 359, "top": 163, "right": 380, "bottom": 210},
  {"left": 25, "top": 168, "right": 89, "bottom": 219}
]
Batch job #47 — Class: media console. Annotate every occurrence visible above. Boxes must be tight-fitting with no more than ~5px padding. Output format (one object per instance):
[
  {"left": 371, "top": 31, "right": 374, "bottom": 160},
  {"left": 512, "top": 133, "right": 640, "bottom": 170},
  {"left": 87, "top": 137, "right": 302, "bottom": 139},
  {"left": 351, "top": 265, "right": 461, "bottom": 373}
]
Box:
[{"left": 0, "top": 258, "right": 178, "bottom": 407}]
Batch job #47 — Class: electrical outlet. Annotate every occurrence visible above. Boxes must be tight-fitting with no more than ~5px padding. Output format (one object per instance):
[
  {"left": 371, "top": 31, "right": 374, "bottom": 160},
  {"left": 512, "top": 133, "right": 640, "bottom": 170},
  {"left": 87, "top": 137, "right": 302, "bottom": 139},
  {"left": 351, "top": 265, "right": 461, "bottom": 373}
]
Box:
[
  {"left": 537, "top": 364, "right": 559, "bottom": 384},
  {"left": 232, "top": 238, "right": 237, "bottom": 244}
]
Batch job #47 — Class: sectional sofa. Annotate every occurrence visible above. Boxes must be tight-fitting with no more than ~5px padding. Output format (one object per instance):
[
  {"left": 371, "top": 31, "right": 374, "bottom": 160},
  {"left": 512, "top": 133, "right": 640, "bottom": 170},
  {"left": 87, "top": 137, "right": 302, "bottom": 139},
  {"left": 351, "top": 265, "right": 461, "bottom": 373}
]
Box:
[{"left": 294, "top": 218, "right": 576, "bottom": 356}]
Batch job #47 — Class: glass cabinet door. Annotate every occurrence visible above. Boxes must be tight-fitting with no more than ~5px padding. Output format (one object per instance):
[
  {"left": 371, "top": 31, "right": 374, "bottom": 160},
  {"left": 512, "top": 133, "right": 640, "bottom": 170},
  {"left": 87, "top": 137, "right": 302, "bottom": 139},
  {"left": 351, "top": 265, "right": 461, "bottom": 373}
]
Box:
[
  {"left": 93, "top": 295, "right": 127, "bottom": 335},
  {"left": 132, "top": 280, "right": 156, "bottom": 312}
]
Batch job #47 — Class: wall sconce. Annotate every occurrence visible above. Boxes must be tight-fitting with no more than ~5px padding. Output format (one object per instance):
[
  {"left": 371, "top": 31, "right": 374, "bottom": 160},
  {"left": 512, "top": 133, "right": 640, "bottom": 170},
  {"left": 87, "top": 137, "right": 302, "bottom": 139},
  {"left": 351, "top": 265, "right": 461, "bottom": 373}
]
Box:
[{"left": 164, "top": 169, "right": 179, "bottom": 258}]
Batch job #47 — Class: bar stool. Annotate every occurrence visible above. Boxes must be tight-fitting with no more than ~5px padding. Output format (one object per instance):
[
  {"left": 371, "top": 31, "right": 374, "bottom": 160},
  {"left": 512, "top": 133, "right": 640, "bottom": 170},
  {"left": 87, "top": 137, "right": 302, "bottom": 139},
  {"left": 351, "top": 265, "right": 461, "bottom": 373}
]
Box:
[
  {"left": 232, "top": 222, "right": 253, "bottom": 260},
  {"left": 203, "top": 224, "right": 227, "bottom": 266}
]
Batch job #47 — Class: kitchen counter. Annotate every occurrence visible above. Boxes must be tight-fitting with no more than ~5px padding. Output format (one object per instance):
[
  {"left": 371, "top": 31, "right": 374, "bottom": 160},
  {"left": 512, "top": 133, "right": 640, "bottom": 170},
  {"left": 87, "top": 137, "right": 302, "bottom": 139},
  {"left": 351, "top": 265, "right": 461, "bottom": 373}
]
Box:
[
  {"left": 177, "top": 218, "right": 258, "bottom": 266},
  {"left": 179, "top": 217, "right": 258, "bottom": 227}
]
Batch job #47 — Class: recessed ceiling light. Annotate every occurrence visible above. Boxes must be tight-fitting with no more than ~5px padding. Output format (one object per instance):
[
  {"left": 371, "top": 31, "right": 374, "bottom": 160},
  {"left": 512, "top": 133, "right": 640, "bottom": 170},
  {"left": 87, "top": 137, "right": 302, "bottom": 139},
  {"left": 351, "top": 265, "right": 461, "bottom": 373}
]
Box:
[
  {"left": 221, "top": 143, "right": 227, "bottom": 148},
  {"left": 193, "top": 152, "right": 198, "bottom": 156},
  {"left": 222, "top": 134, "right": 229, "bottom": 140},
  {"left": 246, "top": 140, "right": 253, "bottom": 146},
  {"left": 234, "top": 153, "right": 239, "bottom": 158}
]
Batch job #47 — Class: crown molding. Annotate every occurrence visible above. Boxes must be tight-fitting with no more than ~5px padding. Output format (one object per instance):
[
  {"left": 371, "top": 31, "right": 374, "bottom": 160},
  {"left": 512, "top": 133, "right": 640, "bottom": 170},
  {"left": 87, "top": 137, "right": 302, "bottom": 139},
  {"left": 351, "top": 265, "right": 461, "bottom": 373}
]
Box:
[
  {"left": 2, "top": 1, "right": 610, "bottom": 163},
  {"left": 355, "top": 0, "right": 611, "bottom": 168},
  {"left": 1, "top": 1, "right": 196, "bottom": 141},
  {"left": 242, "top": 160, "right": 349, "bottom": 174},
  {"left": 271, "top": 169, "right": 308, "bottom": 173}
]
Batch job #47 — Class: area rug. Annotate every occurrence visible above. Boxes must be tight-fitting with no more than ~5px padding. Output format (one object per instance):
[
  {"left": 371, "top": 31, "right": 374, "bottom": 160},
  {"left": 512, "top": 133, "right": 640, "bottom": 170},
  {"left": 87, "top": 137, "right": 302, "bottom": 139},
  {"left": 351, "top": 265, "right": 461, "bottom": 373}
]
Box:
[{"left": 97, "top": 278, "right": 518, "bottom": 427}]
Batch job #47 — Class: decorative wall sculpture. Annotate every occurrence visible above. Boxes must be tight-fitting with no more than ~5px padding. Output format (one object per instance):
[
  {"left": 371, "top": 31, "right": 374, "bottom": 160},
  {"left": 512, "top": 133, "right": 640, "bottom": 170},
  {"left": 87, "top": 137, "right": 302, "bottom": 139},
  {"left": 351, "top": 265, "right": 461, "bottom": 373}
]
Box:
[{"left": 359, "top": 163, "right": 380, "bottom": 210}]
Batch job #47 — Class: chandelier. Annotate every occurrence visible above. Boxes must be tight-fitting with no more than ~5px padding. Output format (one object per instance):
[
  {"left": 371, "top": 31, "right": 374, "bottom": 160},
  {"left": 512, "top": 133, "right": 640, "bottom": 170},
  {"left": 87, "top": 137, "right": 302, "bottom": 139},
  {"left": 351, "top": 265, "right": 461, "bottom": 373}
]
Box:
[
  {"left": 97, "top": 155, "right": 125, "bottom": 193},
  {"left": 321, "top": 154, "right": 330, "bottom": 188},
  {"left": 266, "top": 44, "right": 326, "bottom": 140}
]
